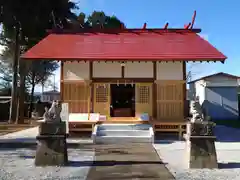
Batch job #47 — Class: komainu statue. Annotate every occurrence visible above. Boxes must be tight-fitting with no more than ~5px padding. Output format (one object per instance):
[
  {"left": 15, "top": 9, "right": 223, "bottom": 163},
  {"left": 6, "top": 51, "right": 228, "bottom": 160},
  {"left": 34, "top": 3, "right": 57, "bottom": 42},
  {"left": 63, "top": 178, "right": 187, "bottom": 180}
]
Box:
[
  {"left": 190, "top": 100, "right": 203, "bottom": 123},
  {"left": 43, "top": 100, "right": 62, "bottom": 122}
]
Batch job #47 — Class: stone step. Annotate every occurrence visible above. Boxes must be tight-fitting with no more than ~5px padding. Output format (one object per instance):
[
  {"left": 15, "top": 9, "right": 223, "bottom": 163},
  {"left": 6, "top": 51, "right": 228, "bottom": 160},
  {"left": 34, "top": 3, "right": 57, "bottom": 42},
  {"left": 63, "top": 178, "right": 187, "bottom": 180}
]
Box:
[
  {"left": 94, "top": 135, "right": 153, "bottom": 144},
  {"left": 97, "top": 124, "right": 152, "bottom": 131},
  {"left": 97, "top": 129, "right": 150, "bottom": 136},
  {"left": 92, "top": 124, "right": 154, "bottom": 144}
]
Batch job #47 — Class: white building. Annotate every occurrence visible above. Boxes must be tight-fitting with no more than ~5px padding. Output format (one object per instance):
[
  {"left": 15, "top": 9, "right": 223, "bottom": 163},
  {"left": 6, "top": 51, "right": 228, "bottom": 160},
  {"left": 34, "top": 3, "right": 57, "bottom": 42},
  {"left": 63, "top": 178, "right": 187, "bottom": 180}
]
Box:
[{"left": 41, "top": 90, "right": 60, "bottom": 102}]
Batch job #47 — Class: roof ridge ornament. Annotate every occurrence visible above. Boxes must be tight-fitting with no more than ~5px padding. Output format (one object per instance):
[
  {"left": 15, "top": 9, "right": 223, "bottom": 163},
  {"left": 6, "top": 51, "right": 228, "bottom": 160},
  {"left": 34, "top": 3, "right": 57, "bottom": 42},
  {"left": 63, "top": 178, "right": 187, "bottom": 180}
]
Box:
[
  {"left": 164, "top": 23, "right": 169, "bottom": 29},
  {"left": 184, "top": 23, "right": 191, "bottom": 29},
  {"left": 190, "top": 10, "right": 196, "bottom": 29},
  {"left": 143, "top": 23, "right": 147, "bottom": 29},
  {"left": 184, "top": 11, "right": 196, "bottom": 29}
]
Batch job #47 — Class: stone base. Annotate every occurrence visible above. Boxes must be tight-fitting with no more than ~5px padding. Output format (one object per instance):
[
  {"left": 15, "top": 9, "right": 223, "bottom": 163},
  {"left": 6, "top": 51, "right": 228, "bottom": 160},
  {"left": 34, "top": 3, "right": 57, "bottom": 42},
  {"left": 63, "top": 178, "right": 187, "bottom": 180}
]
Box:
[
  {"left": 186, "top": 121, "right": 215, "bottom": 136},
  {"left": 35, "top": 135, "right": 68, "bottom": 166},
  {"left": 185, "top": 134, "right": 218, "bottom": 169},
  {"left": 39, "top": 121, "right": 66, "bottom": 135}
]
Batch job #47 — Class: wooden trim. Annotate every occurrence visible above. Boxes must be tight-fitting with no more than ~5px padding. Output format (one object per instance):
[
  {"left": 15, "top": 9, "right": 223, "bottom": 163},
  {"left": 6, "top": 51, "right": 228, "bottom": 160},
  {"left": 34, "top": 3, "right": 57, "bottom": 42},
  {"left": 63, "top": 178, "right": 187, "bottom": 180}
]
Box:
[
  {"left": 60, "top": 62, "right": 64, "bottom": 101},
  {"left": 182, "top": 61, "right": 187, "bottom": 118},
  {"left": 22, "top": 58, "right": 225, "bottom": 63},
  {"left": 92, "top": 78, "right": 154, "bottom": 83},
  {"left": 154, "top": 80, "right": 185, "bottom": 84},
  {"left": 61, "top": 80, "right": 92, "bottom": 84},
  {"left": 153, "top": 62, "right": 157, "bottom": 79},
  {"left": 153, "top": 62, "right": 157, "bottom": 118},
  {"left": 121, "top": 65, "right": 125, "bottom": 78},
  {"left": 89, "top": 62, "right": 93, "bottom": 79}
]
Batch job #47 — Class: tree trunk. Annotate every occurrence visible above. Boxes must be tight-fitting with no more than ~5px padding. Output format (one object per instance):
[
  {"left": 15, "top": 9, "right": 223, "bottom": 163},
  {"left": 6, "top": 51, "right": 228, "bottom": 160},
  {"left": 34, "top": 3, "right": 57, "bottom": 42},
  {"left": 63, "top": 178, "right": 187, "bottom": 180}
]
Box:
[
  {"left": 17, "top": 60, "right": 26, "bottom": 124},
  {"left": 9, "top": 24, "right": 20, "bottom": 124},
  {"left": 29, "top": 73, "right": 35, "bottom": 118}
]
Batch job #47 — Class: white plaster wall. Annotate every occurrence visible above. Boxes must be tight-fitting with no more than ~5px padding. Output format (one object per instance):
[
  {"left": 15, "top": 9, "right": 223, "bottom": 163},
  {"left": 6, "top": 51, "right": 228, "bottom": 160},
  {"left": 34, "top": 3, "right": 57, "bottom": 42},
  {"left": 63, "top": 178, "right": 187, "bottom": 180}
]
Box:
[
  {"left": 93, "top": 62, "right": 121, "bottom": 78},
  {"left": 63, "top": 62, "right": 89, "bottom": 80},
  {"left": 124, "top": 62, "right": 153, "bottom": 78},
  {"left": 205, "top": 75, "right": 239, "bottom": 87},
  {"left": 156, "top": 62, "right": 183, "bottom": 80}
]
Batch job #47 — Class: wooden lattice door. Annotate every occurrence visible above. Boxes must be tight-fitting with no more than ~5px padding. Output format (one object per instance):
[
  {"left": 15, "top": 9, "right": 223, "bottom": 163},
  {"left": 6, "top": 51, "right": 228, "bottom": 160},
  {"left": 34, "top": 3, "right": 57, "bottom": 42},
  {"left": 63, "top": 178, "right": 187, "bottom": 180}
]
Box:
[
  {"left": 93, "top": 83, "right": 110, "bottom": 118},
  {"left": 135, "top": 83, "right": 153, "bottom": 116}
]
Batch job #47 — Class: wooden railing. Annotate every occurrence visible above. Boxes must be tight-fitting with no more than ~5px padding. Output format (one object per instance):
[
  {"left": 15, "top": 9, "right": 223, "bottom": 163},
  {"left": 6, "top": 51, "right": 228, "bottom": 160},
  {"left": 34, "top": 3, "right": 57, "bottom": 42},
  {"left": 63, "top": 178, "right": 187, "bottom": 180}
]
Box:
[{"left": 151, "top": 121, "right": 187, "bottom": 140}]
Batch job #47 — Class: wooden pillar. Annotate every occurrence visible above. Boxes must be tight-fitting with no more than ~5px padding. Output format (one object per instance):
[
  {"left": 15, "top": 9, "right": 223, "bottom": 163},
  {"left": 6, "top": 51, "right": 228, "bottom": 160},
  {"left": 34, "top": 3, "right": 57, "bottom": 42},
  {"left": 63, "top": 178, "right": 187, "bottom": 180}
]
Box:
[
  {"left": 121, "top": 61, "right": 125, "bottom": 78},
  {"left": 89, "top": 62, "right": 93, "bottom": 119},
  {"left": 182, "top": 61, "right": 187, "bottom": 118},
  {"left": 60, "top": 61, "right": 64, "bottom": 101},
  {"left": 152, "top": 61, "right": 157, "bottom": 119}
]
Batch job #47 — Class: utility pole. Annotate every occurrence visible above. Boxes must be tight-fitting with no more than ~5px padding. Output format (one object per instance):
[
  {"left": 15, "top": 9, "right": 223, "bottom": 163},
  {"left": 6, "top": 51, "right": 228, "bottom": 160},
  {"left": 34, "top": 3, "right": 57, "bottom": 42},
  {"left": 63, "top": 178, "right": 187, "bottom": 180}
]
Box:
[
  {"left": 9, "top": 22, "right": 20, "bottom": 123},
  {"left": 53, "top": 74, "right": 56, "bottom": 91}
]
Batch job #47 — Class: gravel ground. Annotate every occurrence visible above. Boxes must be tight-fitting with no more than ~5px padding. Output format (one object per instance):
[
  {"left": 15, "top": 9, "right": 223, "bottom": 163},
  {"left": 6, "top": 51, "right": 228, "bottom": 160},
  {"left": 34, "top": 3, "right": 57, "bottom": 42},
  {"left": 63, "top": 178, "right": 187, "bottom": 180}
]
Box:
[
  {"left": 154, "top": 125, "right": 240, "bottom": 180},
  {"left": 0, "top": 127, "right": 94, "bottom": 180},
  {"left": 0, "top": 148, "right": 94, "bottom": 180}
]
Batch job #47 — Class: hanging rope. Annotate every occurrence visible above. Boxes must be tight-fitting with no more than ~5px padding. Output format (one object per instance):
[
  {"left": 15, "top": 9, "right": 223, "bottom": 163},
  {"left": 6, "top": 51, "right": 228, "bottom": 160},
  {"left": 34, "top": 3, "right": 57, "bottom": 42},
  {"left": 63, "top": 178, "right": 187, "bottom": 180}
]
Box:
[
  {"left": 0, "top": 97, "right": 12, "bottom": 104},
  {"left": 0, "top": 99, "right": 11, "bottom": 103}
]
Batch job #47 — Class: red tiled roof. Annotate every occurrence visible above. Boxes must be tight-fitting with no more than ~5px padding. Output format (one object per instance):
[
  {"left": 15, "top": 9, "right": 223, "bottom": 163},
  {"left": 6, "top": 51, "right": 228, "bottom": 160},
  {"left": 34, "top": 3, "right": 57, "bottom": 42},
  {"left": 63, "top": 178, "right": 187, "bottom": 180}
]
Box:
[{"left": 21, "top": 29, "right": 227, "bottom": 61}]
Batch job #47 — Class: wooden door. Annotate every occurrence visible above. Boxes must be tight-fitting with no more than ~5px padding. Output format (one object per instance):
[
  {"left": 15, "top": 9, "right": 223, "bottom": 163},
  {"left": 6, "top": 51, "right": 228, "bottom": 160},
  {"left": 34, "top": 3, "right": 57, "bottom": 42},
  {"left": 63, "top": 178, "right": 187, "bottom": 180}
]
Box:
[
  {"left": 63, "top": 82, "right": 90, "bottom": 113},
  {"left": 93, "top": 83, "right": 110, "bottom": 119},
  {"left": 135, "top": 83, "right": 153, "bottom": 116}
]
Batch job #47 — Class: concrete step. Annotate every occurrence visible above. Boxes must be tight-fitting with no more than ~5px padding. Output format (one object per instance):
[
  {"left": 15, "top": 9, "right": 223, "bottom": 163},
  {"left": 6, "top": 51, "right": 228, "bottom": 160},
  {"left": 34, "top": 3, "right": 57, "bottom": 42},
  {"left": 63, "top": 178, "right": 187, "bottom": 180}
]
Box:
[
  {"left": 97, "top": 124, "right": 152, "bottom": 131},
  {"left": 92, "top": 124, "right": 154, "bottom": 144},
  {"left": 94, "top": 135, "right": 153, "bottom": 144},
  {"left": 97, "top": 129, "right": 150, "bottom": 136}
]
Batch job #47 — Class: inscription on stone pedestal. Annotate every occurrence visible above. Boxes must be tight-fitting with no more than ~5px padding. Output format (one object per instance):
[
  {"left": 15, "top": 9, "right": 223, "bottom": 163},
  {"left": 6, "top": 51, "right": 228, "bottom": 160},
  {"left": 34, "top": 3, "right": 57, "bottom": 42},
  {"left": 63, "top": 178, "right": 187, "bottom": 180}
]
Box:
[
  {"left": 188, "top": 122, "right": 214, "bottom": 136},
  {"left": 185, "top": 122, "right": 218, "bottom": 169}
]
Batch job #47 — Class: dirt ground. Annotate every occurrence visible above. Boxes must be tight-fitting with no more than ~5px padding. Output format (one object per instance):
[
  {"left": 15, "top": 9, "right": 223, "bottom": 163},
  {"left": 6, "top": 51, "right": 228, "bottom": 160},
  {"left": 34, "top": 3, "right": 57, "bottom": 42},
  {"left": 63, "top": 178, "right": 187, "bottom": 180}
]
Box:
[{"left": 0, "top": 119, "right": 37, "bottom": 135}]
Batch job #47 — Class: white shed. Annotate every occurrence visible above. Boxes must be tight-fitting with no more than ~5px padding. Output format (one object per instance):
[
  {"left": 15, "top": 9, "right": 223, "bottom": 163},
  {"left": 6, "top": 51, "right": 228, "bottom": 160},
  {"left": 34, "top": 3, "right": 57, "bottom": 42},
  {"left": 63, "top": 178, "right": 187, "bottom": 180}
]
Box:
[{"left": 188, "top": 72, "right": 239, "bottom": 120}]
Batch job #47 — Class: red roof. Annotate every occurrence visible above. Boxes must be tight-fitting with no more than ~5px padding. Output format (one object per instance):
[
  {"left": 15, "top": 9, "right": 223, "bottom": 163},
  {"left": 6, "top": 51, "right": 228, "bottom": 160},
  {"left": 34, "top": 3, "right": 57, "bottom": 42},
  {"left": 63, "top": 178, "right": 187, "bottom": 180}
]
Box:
[{"left": 21, "top": 29, "right": 227, "bottom": 61}]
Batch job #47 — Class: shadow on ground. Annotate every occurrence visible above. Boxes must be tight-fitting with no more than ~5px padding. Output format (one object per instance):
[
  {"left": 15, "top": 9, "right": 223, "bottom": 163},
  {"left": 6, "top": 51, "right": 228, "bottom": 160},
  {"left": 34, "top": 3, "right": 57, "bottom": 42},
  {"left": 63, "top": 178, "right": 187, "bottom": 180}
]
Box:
[
  {"left": 17, "top": 155, "right": 166, "bottom": 168},
  {"left": 68, "top": 160, "right": 166, "bottom": 167},
  {"left": 0, "top": 138, "right": 94, "bottom": 150},
  {"left": 214, "top": 125, "right": 240, "bottom": 142},
  {"left": 154, "top": 132, "right": 181, "bottom": 144},
  {"left": 218, "top": 162, "right": 240, "bottom": 169}
]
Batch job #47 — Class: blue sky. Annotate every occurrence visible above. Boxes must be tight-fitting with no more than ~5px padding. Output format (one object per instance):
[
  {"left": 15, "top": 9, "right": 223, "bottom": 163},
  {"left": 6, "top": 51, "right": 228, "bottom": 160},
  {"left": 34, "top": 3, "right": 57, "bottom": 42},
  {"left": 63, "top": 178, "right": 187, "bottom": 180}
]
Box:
[{"left": 37, "top": 0, "right": 239, "bottom": 91}]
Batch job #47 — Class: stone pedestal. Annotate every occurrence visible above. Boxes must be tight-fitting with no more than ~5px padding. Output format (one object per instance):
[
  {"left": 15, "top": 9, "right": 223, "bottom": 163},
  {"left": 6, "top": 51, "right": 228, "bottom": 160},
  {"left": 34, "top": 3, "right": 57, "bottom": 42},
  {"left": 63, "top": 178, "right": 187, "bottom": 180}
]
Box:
[
  {"left": 184, "top": 122, "right": 218, "bottom": 169},
  {"left": 35, "top": 122, "right": 68, "bottom": 166}
]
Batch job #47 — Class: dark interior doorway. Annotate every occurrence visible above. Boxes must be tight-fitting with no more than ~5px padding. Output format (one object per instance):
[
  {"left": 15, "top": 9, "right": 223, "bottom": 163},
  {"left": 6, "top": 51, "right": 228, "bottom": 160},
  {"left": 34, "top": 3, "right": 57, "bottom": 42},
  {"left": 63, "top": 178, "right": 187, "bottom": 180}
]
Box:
[{"left": 110, "top": 84, "right": 135, "bottom": 117}]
